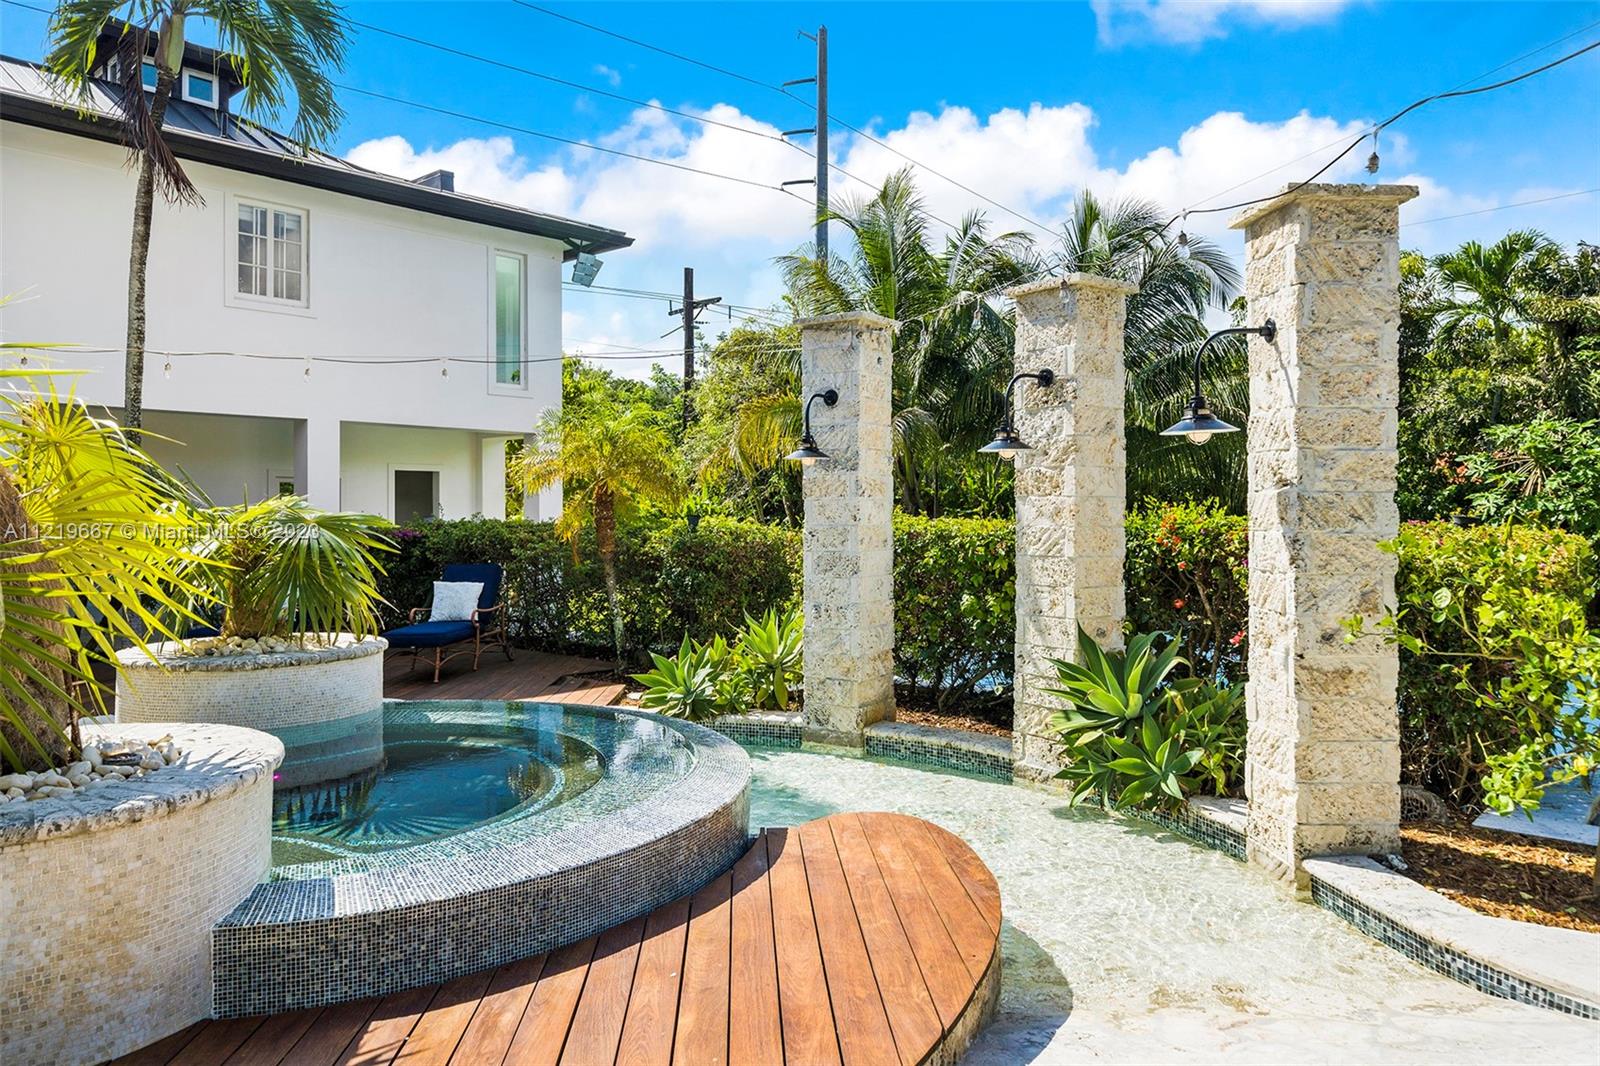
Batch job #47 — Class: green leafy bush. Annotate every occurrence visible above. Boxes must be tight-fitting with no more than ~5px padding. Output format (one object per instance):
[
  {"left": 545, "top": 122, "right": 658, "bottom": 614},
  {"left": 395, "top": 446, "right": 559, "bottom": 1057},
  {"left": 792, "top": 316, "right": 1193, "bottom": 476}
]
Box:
[
  {"left": 1125, "top": 500, "right": 1248, "bottom": 679},
  {"left": 1460, "top": 418, "right": 1600, "bottom": 544},
  {"left": 893, "top": 514, "right": 1014, "bottom": 709},
  {"left": 631, "top": 608, "right": 802, "bottom": 719},
  {"left": 1348, "top": 522, "right": 1599, "bottom": 812}
]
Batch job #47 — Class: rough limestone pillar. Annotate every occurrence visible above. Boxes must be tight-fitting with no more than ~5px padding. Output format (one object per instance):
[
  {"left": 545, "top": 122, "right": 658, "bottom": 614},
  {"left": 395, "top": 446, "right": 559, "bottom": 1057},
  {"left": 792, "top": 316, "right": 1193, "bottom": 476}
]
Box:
[
  {"left": 1232, "top": 183, "right": 1417, "bottom": 885},
  {"left": 799, "top": 311, "right": 897, "bottom": 745},
  {"left": 1008, "top": 274, "right": 1137, "bottom": 782}
]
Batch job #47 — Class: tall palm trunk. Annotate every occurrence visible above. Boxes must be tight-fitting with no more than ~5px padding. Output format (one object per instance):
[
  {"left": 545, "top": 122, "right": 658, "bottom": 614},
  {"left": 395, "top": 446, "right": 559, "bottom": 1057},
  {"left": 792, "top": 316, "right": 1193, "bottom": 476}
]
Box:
[
  {"left": 593, "top": 486, "right": 624, "bottom": 666},
  {"left": 122, "top": 69, "right": 178, "bottom": 445},
  {"left": 0, "top": 468, "right": 73, "bottom": 771}
]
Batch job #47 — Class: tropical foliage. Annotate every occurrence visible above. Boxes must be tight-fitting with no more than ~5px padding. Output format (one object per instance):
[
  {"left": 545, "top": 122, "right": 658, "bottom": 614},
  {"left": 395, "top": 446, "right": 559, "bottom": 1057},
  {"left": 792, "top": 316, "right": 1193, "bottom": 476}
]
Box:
[
  {"left": 0, "top": 378, "right": 202, "bottom": 772},
  {"left": 631, "top": 607, "right": 804, "bottom": 721},
  {"left": 45, "top": 0, "right": 348, "bottom": 438}
]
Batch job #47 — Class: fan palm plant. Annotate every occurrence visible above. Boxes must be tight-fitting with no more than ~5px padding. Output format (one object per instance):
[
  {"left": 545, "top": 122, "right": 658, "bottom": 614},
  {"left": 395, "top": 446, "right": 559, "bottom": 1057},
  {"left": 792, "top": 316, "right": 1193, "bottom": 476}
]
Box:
[
  {"left": 0, "top": 374, "right": 204, "bottom": 772},
  {"left": 515, "top": 400, "right": 684, "bottom": 664},
  {"left": 45, "top": 0, "right": 348, "bottom": 440},
  {"left": 178, "top": 495, "right": 394, "bottom": 641},
  {"left": 1431, "top": 230, "right": 1552, "bottom": 349}
]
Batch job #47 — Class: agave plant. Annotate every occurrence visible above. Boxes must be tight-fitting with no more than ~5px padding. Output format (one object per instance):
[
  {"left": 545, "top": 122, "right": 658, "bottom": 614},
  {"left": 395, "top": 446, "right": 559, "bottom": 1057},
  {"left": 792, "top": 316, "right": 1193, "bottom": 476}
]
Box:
[
  {"left": 631, "top": 634, "right": 725, "bottom": 722},
  {"left": 1045, "top": 626, "right": 1185, "bottom": 748},
  {"left": 1057, "top": 714, "right": 1205, "bottom": 810},
  {"left": 0, "top": 377, "right": 205, "bottom": 771},
  {"left": 737, "top": 607, "right": 802, "bottom": 712},
  {"left": 1167, "top": 677, "right": 1247, "bottom": 796},
  {"left": 176, "top": 495, "right": 394, "bottom": 642}
]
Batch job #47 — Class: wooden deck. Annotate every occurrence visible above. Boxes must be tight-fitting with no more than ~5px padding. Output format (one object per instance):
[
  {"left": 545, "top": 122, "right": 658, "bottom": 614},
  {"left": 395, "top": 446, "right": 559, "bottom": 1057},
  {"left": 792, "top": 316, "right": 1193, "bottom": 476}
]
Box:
[
  {"left": 383, "top": 648, "right": 625, "bottom": 707},
  {"left": 116, "top": 813, "right": 1002, "bottom": 1066}
]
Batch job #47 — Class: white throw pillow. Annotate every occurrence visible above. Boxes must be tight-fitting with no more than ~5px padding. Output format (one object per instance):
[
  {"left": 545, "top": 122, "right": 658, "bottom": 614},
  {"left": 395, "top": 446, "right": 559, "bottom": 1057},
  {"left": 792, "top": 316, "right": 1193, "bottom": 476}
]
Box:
[{"left": 431, "top": 581, "right": 484, "bottom": 622}]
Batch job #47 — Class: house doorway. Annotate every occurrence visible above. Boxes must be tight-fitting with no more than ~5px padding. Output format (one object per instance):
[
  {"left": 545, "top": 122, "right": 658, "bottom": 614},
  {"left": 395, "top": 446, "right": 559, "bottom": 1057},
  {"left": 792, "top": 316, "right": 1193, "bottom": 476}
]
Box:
[{"left": 393, "top": 469, "right": 440, "bottom": 524}]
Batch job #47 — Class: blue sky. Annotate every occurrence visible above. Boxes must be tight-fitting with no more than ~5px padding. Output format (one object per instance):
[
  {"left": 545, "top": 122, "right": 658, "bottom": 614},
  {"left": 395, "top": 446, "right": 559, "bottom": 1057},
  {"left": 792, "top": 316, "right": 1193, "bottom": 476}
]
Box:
[{"left": 3, "top": 0, "right": 1597, "bottom": 374}]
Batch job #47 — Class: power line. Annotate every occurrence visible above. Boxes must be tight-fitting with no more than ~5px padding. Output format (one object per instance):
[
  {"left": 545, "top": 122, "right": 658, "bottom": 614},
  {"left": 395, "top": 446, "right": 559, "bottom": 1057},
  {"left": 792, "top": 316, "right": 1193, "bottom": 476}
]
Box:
[
  {"left": 1403, "top": 187, "right": 1600, "bottom": 227},
  {"left": 337, "top": 83, "right": 814, "bottom": 204}
]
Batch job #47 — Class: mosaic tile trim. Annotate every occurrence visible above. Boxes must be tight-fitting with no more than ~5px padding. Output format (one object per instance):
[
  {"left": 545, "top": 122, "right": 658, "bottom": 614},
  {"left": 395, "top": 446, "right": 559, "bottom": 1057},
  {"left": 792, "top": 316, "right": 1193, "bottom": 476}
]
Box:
[
  {"left": 1309, "top": 874, "right": 1600, "bottom": 1020},
  {"left": 1132, "top": 801, "right": 1248, "bottom": 861},
  {"left": 864, "top": 722, "right": 1013, "bottom": 781},
  {"left": 211, "top": 703, "right": 751, "bottom": 1017},
  {"left": 712, "top": 713, "right": 803, "bottom": 749}
]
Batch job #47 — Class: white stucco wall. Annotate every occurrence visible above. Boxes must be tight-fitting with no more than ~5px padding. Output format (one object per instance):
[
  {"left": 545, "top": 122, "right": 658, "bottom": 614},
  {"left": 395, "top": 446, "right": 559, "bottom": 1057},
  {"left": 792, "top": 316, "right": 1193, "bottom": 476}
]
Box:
[
  {"left": 0, "top": 122, "right": 563, "bottom": 436},
  {"left": 140, "top": 411, "right": 297, "bottom": 505}
]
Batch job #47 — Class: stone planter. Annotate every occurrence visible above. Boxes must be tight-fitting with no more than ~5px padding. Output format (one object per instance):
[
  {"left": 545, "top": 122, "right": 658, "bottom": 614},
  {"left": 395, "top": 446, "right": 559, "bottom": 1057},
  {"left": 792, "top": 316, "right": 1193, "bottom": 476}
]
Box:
[
  {"left": 0, "top": 723, "right": 281, "bottom": 1066},
  {"left": 116, "top": 635, "right": 386, "bottom": 788}
]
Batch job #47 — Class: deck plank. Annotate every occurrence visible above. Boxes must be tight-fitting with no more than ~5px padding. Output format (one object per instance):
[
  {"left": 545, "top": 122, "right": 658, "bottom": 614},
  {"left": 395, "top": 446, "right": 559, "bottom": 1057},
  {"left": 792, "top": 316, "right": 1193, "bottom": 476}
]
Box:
[
  {"left": 729, "top": 836, "right": 784, "bottom": 1066},
  {"left": 561, "top": 917, "right": 647, "bottom": 1066},
  {"left": 502, "top": 936, "right": 598, "bottom": 1066},
  {"left": 828, "top": 815, "right": 944, "bottom": 1064},
  {"left": 924, "top": 821, "right": 1002, "bottom": 934},
  {"left": 796, "top": 820, "right": 900, "bottom": 1066},
  {"left": 615, "top": 898, "right": 691, "bottom": 1066},
  {"left": 857, "top": 813, "right": 979, "bottom": 1022},
  {"left": 766, "top": 828, "right": 841, "bottom": 1066},
  {"left": 672, "top": 871, "right": 734, "bottom": 1066},
  {"left": 279, "top": 999, "right": 383, "bottom": 1066},
  {"left": 222, "top": 1008, "right": 322, "bottom": 1065},
  {"left": 447, "top": 955, "right": 546, "bottom": 1066},
  {"left": 336, "top": 984, "right": 439, "bottom": 1066},
  {"left": 116, "top": 814, "right": 999, "bottom": 1066}
]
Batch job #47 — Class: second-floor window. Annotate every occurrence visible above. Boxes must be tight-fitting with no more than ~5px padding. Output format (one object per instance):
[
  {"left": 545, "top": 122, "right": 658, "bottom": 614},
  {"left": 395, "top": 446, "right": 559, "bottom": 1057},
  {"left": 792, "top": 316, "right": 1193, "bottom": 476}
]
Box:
[
  {"left": 237, "top": 202, "right": 306, "bottom": 305},
  {"left": 493, "top": 252, "right": 525, "bottom": 386}
]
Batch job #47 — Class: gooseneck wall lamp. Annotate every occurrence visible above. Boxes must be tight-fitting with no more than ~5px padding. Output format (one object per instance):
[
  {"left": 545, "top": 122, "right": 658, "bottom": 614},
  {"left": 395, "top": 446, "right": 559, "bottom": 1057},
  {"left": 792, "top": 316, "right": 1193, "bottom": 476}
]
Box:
[
  {"left": 1160, "top": 319, "right": 1276, "bottom": 445},
  {"left": 785, "top": 389, "right": 840, "bottom": 466},
  {"left": 978, "top": 369, "right": 1056, "bottom": 460}
]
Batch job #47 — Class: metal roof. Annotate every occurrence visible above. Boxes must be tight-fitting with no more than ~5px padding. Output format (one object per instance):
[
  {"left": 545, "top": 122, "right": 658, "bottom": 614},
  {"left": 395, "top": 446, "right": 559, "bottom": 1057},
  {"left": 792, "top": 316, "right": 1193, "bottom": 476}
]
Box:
[{"left": 0, "top": 55, "right": 633, "bottom": 258}]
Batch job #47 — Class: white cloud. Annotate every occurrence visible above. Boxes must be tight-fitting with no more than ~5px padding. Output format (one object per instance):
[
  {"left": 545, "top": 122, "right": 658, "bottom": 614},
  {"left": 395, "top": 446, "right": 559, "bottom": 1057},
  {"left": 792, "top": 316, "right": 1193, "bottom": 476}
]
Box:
[
  {"left": 1091, "top": 0, "right": 1354, "bottom": 46},
  {"left": 593, "top": 64, "right": 622, "bottom": 88},
  {"left": 346, "top": 134, "right": 577, "bottom": 216}
]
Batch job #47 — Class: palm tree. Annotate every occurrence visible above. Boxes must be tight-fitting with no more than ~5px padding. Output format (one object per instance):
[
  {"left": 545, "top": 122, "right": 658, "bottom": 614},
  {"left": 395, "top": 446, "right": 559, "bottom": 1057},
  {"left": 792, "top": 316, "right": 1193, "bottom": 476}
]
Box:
[
  {"left": 777, "top": 169, "right": 1042, "bottom": 513},
  {"left": 45, "top": 0, "right": 348, "bottom": 441},
  {"left": 515, "top": 399, "right": 683, "bottom": 664},
  {"left": 1050, "top": 192, "right": 1244, "bottom": 509},
  {"left": 1430, "top": 230, "right": 1552, "bottom": 349}
]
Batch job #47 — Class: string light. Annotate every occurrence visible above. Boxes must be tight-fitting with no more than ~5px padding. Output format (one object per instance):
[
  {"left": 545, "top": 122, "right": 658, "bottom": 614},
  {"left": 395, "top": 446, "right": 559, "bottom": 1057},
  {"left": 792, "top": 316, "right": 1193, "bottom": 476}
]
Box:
[
  {"left": 1176, "top": 212, "right": 1191, "bottom": 261},
  {"left": 439, "top": 357, "right": 449, "bottom": 378},
  {"left": 163, "top": 355, "right": 172, "bottom": 379},
  {"left": 303, "top": 355, "right": 312, "bottom": 379},
  {"left": 1366, "top": 130, "right": 1380, "bottom": 176}
]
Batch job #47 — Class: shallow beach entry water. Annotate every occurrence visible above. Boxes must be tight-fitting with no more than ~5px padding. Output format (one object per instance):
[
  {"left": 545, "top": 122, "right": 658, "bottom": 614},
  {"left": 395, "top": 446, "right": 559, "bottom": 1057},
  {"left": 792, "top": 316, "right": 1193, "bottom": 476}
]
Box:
[{"left": 744, "top": 746, "right": 1594, "bottom": 1065}]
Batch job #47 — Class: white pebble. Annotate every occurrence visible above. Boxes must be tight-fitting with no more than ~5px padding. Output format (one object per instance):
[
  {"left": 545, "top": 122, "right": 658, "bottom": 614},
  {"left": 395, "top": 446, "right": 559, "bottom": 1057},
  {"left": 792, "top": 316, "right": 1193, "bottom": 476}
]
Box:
[{"left": 0, "top": 773, "right": 32, "bottom": 791}]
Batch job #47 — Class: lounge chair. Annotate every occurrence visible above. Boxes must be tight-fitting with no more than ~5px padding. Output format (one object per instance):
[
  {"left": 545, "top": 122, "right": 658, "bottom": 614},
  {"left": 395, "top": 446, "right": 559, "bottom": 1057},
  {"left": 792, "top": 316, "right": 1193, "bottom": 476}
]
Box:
[{"left": 382, "top": 563, "right": 513, "bottom": 683}]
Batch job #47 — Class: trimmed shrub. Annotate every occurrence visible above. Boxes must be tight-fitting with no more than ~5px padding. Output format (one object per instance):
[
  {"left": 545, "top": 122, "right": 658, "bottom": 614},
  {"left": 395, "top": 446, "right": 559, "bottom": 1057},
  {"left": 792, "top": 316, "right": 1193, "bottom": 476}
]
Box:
[
  {"left": 893, "top": 514, "right": 1015, "bottom": 709},
  {"left": 1126, "top": 500, "right": 1248, "bottom": 680}
]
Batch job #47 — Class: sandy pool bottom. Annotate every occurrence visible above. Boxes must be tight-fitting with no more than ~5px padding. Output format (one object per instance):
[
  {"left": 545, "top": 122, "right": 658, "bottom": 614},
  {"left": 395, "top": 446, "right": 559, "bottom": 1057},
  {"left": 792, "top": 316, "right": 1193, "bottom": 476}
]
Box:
[{"left": 745, "top": 747, "right": 1595, "bottom": 1065}]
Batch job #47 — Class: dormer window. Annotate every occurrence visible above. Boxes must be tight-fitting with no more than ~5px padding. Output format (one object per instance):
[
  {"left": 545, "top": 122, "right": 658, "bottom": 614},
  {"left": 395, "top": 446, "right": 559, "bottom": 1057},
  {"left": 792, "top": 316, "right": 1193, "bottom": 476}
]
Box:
[{"left": 182, "top": 70, "right": 217, "bottom": 107}]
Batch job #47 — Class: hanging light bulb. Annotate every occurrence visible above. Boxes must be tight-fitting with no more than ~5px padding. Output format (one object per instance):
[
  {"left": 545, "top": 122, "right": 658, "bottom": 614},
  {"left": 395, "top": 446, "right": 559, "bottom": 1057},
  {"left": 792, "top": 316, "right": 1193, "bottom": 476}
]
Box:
[
  {"left": 163, "top": 355, "right": 172, "bottom": 380},
  {"left": 440, "top": 357, "right": 450, "bottom": 379},
  {"left": 1366, "top": 130, "right": 1380, "bottom": 176},
  {"left": 303, "top": 355, "right": 312, "bottom": 379},
  {"left": 1176, "top": 211, "right": 1191, "bottom": 261}
]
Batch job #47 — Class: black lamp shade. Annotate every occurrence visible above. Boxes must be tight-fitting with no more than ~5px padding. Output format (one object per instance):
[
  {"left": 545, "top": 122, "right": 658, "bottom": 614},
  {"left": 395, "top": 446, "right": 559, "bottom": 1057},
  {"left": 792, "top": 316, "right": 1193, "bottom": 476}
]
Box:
[
  {"left": 978, "top": 429, "right": 1029, "bottom": 460},
  {"left": 785, "top": 434, "right": 829, "bottom": 465},
  {"left": 1160, "top": 401, "right": 1240, "bottom": 445}
]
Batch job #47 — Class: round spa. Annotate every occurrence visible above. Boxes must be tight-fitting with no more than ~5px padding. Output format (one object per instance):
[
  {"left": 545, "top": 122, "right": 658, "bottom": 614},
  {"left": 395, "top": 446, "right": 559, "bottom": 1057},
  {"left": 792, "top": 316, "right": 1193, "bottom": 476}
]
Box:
[{"left": 211, "top": 700, "right": 750, "bottom": 1017}]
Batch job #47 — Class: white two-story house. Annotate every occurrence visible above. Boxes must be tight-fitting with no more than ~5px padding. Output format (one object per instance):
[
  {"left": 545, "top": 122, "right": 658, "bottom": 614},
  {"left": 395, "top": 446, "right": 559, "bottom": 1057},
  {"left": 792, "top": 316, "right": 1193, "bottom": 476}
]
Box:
[{"left": 0, "top": 39, "right": 631, "bottom": 522}]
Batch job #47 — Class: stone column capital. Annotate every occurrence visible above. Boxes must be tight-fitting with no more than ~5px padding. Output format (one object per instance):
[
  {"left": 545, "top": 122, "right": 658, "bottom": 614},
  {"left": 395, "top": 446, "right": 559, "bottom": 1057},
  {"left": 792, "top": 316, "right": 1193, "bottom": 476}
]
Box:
[
  {"left": 797, "top": 310, "right": 899, "bottom": 333},
  {"left": 1006, "top": 273, "right": 1139, "bottom": 303},
  {"left": 1229, "top": 182, "right": 1419, "bottom": 230}
]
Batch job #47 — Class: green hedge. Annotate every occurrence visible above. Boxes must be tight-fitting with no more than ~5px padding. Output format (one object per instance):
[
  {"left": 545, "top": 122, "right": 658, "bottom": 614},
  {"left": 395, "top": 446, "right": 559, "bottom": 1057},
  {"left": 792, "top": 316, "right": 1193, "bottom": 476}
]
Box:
[
  {"left": 1126, "top": 500, "right": 1249, "bottom": 680},
  {"left": 893, "top": 514, "right": 1014, "bottom": 709}
]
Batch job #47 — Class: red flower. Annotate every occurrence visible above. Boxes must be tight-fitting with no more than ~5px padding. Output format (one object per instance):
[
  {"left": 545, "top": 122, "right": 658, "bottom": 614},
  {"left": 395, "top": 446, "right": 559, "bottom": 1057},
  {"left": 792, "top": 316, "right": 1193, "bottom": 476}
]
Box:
[
  {"left": 1173, "top": 598, "right": 1186, "bottom": 609},
  {"left": 1229, "top": 631, "right": 1245, "bottom": 646}
]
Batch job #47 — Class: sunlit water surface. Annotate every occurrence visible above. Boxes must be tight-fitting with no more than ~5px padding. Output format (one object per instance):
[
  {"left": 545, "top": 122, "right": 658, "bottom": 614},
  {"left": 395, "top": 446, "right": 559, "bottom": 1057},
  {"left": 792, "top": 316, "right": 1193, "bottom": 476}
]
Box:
[{"left": 746, "top": 747, "right": 1594, "bottom": 1066}]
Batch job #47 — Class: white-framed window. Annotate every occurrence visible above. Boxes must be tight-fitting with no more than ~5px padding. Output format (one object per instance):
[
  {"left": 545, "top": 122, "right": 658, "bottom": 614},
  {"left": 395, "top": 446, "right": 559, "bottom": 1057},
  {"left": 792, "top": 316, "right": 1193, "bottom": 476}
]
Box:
[
  {"left": 140, "top": 60, "right": 158, "bottom": 91},
  {"left": 182, "top": 69, "right": 217, "bottom": 106},
  {"left": 235, "top": 200, "right": 308, "bottom": 306},
  {"left": 492, "top": 251, "right": 526, "bottom": 388}
]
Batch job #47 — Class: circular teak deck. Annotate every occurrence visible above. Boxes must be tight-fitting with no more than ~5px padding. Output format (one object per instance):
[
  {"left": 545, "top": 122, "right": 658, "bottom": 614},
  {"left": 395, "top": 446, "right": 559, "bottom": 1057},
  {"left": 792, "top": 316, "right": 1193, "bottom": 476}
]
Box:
[{"left": 115, "top": 812, "right": 1002, "bottom": 1066}]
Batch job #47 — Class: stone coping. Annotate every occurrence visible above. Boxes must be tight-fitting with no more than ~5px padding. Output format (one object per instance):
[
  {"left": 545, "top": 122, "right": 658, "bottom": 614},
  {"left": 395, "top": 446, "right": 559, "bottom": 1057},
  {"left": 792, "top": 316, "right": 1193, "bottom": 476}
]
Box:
[
  {"left": 116, "top": 634, "right": 387, "bottom": 672},
  {"left": 797, "top": 309, "right": 899, "bottom": 331},
  {"left": 220, "top": 704, "right": 750, "bottom": 924},
  {"left": 864, "top": 720, "right": 1013, "bottom": 780},
  {"left": 0, "top": 722, "right": 282, "bottom": 848},
  {"left": 1007, "top": 272, "right": 1140, "bottom": 299},
  {"left": 1305, "top": 855, "right": 1600, "bottom": 1018},
  {"left": 1228, "top": 181, "right": 1419, "bottom": 228}
]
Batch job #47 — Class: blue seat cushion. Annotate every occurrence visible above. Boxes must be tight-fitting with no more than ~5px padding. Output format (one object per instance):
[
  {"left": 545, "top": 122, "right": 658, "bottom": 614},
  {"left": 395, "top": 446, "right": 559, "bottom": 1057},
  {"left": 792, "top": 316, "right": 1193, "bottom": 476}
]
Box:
[{"left": 381, "top": 620, "right": 476, "bottom": 648}]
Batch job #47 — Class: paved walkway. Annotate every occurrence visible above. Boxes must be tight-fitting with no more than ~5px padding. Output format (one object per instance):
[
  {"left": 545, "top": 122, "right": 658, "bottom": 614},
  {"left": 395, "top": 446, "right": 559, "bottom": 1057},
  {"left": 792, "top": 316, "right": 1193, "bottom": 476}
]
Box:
[{"left": 114, "top": 813, "right": 1001, "bottom": 1066}]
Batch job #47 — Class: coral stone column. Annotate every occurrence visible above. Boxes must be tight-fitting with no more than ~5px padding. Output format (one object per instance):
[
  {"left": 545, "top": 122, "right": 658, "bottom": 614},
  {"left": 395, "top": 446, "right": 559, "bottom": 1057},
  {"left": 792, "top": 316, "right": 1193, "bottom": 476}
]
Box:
[
  {"left": 1232, "top": 183, "right": 1417, "bottom": 885},
  {"left": 799, "top": 311, "right": 897, "bottom": 745},
  {"left": 1008, "top": 274, "right": 1137, "bottom": 783}
]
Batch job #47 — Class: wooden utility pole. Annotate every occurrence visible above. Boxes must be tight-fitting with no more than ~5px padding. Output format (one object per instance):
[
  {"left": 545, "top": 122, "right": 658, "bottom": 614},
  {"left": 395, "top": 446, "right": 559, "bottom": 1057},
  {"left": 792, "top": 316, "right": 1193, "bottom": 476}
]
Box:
[{"left": 669, "top": 266, "right": 720, "bottom": 428}]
